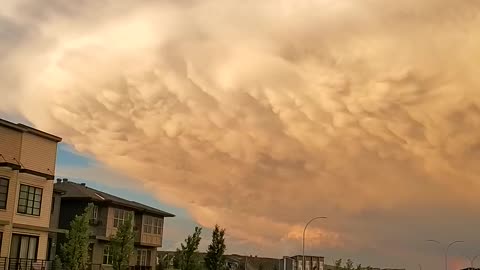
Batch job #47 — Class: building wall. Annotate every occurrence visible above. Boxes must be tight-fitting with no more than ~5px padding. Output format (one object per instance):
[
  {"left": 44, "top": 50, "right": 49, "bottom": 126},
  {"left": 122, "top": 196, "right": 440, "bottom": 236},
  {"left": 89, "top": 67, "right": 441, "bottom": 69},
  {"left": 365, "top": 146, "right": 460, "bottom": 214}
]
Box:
[
  {"left": 12, "top": 174, "right": 53, "bottom": 228},
  {"left": 0, "top": 125, "right": 22, "bottom": 162},
  {"left": 58, "top": 200, "right": 89, "bottom": 230},
  {"left": 140, "top": 214, "right": 163, "bottom": 246},
  {"left": 0, "top": 121, "right": 60, "bottom": 260},
  {"left": 19, "top": 133, "right": 58, "bottom": 176}
]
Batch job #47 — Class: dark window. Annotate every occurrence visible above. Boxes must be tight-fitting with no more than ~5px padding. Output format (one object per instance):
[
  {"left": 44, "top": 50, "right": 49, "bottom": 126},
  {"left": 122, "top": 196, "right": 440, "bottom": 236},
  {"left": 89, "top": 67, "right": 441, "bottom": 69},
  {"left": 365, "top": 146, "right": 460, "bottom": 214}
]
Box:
[
  {"left": 137, "top": 249, "right": 152, "bottom": 266},
  {"left": 17, "top": 185, "right": 42, "bottom": 216},
  {"left": 10, "top": 234, "right": 38, "bottom": 259},
  {"left": 0, "top": 178, "right": 9, "bottom": 209},
  {"left": 113, "top": 208, "right": 131, "bottom": 228},
  {"left": 91, "top": 205, "right": 98, "bottom": 221},
  {"left": 51, "top": 196, "right": 55, "bottom": 214},
  {"left": 103, "top": 245, "right": 113, "bottom": 265},
  {"left": 0, "top": 232, "right": 3, "bottom": 255},
  {"left": 143, "top": 215, "right": 163, "bottom": 235}
]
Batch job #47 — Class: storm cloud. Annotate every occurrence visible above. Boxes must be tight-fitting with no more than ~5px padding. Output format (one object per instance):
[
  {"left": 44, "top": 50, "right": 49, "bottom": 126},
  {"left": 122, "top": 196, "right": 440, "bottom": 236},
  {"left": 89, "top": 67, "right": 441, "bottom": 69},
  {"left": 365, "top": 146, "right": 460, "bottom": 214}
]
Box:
[{"left": 1, "top": 0, "right": 480, "bottom": 268}]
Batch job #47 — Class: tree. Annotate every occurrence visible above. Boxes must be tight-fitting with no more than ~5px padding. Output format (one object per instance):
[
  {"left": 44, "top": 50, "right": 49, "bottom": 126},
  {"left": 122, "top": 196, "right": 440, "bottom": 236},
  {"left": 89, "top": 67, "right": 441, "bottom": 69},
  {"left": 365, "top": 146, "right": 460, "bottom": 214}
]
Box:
[
  {"left": 61, "top": 204, "right": 93, "bottom": 270},
  {"left": 53, "top": 255, "right": 63, "bottom": 270},
  {"left": 258, "top": 263, "right": 264, "bottom": 270},
  {"left": 177, "top": 227, "right": 203, "bottom": 270},
  {"left": 366, "top": 266, "right": 372, "bottom": 270},
  {"left": 111, "top": 213, "right": 136, "bottom": 270},
  {"left": 345, "top": 259, "right": 354, "bottom": 270},
  {"left": 356, "top": 264, "right": 362, "bottom": 270},
  {"left": 334, "top": 259, "right": 343, "bottom": 270},
  {"left": 205, "top": 225, "right": 227, "bottom": 270}
]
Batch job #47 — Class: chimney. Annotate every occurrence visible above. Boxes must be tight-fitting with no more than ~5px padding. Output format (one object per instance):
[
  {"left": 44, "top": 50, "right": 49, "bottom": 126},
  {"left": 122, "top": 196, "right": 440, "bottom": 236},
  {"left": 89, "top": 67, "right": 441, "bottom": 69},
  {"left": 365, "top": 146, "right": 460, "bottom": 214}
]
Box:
[
  {"left": 62, "top": 178, "right": 68, "bottom": 183},
  {"left": 56, "top": 178, "right": 62, "bottom": 183},
  {"left": 80, "top": 183, "right": 86, "bottom": 186}
]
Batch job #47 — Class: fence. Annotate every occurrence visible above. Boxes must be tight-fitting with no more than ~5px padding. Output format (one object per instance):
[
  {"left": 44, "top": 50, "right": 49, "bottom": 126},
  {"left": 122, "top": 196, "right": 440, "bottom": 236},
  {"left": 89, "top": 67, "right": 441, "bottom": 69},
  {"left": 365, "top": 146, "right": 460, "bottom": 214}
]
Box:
[{"left": 0, "top": 258, "right": 106, "bottom": 270}]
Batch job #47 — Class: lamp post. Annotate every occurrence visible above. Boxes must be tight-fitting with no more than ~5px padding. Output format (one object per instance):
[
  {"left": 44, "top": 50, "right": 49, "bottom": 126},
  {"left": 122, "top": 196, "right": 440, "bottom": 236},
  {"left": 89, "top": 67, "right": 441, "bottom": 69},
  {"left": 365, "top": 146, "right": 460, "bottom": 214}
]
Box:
[
  {"left": 303, "top": 217, "right": 327, "bottom": 270},
  {"left": 426, "top": 240, "right": 464, "bottom": 270}
]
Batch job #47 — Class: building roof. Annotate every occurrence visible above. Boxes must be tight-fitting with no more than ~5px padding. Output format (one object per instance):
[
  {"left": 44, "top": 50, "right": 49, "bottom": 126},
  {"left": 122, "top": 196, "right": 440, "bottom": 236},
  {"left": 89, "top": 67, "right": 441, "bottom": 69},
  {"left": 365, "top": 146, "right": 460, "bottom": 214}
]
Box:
[
  {"left": 0, "top": 118, "right": 62, "bottom": 142},
  {"left": 55, "top": 180, "right": 175, "bottom": 217}
]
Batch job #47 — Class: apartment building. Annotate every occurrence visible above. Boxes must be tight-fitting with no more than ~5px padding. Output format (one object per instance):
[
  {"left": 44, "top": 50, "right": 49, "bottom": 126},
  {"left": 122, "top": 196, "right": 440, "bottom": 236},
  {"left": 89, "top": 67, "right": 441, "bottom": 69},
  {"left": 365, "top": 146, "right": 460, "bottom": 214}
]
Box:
[
  {"left": 0, "top": 118, "right": 61, "bottom": 262},
  {"left": 54, "top": 179, "right": 175, "bottom": 269},
  {"left": 281, "top": 255, "right": 325, "bottom": 270}
]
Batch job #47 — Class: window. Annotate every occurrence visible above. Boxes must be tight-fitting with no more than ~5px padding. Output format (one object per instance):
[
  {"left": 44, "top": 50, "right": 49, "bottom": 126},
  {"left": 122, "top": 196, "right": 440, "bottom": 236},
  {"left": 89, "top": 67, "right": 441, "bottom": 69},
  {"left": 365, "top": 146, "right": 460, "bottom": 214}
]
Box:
[
  {"left": 143, "top": 216, "right": 163, "bottom": 235},
  {"left": 18, "top": 185, "right": 42, "bottom": 216},
  {"left": 0, "top": 232, "right": 3, "bottom": 255},
  {"left": 103, "top": 245, "right": 113, "bottom": 265},
  {"left": 144, "top": 216, "right": 152, "bottom": 233},
  {"left": 136, "top": 249, "right": 152, "bottom": 266},
  {"left": 91, "top": 205, "right": 98, "bottom": 221},
  {"left": 10, "top": 234, "right": 38, "bottom": 259},
  {"left": 113, "top": 208, "right": 131, "bottom": 228},
  {"left": 0, "top": 178, "right": 9, "bottom": 209}
]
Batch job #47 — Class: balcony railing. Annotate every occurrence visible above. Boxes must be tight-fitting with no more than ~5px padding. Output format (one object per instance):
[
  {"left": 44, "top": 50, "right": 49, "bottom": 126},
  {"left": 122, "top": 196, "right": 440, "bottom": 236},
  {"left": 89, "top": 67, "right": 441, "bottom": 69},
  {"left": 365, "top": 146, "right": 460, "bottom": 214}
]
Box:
[
  {"left": 0, "top": 258, "right": 155, "bottom": 270},
  {"left": 0, "top": 258, "right": 106, "bottom": 270}
]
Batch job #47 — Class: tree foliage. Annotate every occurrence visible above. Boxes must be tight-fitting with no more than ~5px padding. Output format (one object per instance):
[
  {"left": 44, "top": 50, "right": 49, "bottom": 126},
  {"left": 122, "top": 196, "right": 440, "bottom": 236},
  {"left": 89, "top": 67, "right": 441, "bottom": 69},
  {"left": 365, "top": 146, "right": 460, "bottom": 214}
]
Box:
[
  {"left": 61, "top": 204, "right": 93, "bottom": 270},
  {"left": 334, "top": 259, "right": 343, "bottom": 270},
  {"left": 356, "top": 264, "right": 362, "bottom": 270},
  {"left": 205, "top": 225, "right": 227, "bottom": 270},
  {"left": 345, "top": 259, "right": 354, "bottom": 270},
  {"left": 111, "top": 213, "right": 136, "bottom": 270},
  {"left": 177, "top": 227, "right": 203, "bottom": 270}
]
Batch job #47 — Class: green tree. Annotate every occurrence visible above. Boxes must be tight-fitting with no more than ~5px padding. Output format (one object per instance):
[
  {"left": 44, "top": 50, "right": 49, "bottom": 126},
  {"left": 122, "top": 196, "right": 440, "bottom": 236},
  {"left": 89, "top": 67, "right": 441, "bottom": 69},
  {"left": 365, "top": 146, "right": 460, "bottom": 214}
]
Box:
[
  {"left": 204, "top": 225, "right": 227, "bottom": 270},
  {"left": 177, "top": 227, "right": 203, "bottom": 270},
  {"left": 111, "top": 213, "right": 136, "bottom": 270},
  {"left": 355, "top": 264, "right": 362, "bottom": 270},
  {"left": 366, "top": 266, "right": 372, "bottom": 270},
  {"left": 258, "top": 263, "right": 264, "bottom": 270},
  {"left": 334, "top": 259, "right": 343, "bottom": 270},
  {"left": 61, "top": 204, "right": 93, "bottom": 270},
  {"left": 53, "top": 255, "right": 63, "bottom": 270},
  {"left": 345, "top": 259, "right": 353, "bottom": 270}
]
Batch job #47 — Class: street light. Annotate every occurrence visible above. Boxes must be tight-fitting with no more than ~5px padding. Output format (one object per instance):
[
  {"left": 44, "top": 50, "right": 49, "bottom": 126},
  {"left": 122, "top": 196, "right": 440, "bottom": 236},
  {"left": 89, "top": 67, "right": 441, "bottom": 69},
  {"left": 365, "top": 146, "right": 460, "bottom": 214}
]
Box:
[
  {"left": 426, "top": 240, "right": 464, "bottom": 270},
  {"left": 303, "top": 217, "right": 327, "bottom": 270}
]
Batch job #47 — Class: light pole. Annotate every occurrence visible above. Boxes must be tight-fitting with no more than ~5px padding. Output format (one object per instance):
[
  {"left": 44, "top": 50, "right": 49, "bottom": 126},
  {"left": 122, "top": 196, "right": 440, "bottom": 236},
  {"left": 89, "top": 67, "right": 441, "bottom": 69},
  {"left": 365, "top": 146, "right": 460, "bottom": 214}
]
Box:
[
  {"left": 303, "top": 217, "right": 327, "bottom": 270},
  {"left": 426, "top": 240, "right": 464, "bottom": 270}
]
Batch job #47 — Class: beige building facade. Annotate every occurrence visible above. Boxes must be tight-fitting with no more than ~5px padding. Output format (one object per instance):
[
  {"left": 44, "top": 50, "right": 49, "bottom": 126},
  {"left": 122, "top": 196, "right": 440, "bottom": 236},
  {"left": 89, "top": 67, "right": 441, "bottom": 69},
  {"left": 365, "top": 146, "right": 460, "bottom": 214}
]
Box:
[{"left": 0, "top": 119, "right": 61, "bottom": 262}]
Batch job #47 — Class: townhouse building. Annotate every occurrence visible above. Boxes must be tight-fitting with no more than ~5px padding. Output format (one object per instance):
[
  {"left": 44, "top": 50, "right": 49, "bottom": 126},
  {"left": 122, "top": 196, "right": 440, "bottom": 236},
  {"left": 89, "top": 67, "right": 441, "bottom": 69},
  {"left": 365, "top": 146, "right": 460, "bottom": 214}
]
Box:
[
  {"left": 0, "top": 118, "right": 61, "bottom": 264},
  {"left": 54, "top": 179, "right": 175, "bottom": 270}
]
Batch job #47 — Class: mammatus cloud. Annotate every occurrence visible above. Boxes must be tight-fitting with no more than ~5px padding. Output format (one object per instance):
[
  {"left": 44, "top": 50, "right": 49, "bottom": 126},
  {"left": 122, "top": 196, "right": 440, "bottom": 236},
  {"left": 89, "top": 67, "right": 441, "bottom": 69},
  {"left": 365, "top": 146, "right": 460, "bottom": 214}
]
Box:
[{"left": 2, "top": 0, "right": 480, "bottom": 268}]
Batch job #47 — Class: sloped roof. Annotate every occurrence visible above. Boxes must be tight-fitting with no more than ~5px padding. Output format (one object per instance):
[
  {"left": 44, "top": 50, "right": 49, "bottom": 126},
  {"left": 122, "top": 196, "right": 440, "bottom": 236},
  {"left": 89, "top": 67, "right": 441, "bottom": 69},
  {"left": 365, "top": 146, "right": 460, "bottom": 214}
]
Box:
[{"left": 55, "top": 180, "right": 175, "bottom": 217}]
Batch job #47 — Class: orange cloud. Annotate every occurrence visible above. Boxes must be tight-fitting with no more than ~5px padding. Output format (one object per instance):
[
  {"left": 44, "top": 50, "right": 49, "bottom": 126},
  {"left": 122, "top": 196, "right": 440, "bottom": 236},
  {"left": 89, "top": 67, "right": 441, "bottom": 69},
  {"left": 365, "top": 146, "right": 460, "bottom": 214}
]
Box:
[{"left": 2, "top": 0, "right": 480, "bottom": 268}]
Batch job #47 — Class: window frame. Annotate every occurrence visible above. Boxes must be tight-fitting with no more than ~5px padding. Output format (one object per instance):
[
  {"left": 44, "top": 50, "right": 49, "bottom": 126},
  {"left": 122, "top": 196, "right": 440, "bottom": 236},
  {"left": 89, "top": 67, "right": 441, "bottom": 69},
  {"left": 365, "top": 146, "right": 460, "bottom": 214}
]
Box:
[
  {"left": 91, "top": 205, "right": 98, "bottom": 221},
  {"left": 0, "top": 177, "right": 9, "bottom": 209},
  {"left": 136, "top": 249, "right": 152, "bottom": 266},
  {"left": 103, "top": 245, "right": 113, "bottom": 265},
  {"left": 113, "top": 208, "right": 131, "bottom": 228},
  {"left": 17, "top": 184, "right": 43, "bottom": 216},
  {"left": 143, "top": 215, "right": 163, "bottom": 235},
  {"left": 10, "top": 234, "right": 39, "bottom": 259}
]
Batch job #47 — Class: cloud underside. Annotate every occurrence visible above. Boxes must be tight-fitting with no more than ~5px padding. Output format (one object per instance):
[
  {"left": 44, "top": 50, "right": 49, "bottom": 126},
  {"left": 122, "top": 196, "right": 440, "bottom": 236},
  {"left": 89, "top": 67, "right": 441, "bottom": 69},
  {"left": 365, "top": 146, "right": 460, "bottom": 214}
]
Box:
[{"left": 2, "top": 0, "right": 480, "bottom": 266}]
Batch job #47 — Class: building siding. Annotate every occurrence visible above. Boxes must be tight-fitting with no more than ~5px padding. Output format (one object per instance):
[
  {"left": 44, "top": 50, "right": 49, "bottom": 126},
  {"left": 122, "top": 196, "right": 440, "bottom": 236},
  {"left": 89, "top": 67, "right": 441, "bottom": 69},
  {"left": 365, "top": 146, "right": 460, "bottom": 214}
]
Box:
[
  {"left": 20, "top": 133, "right": 57, "bottom": 176},
  {"left": 0, "top": 125, "right": 22, "bottom": 163},
  {"left": 0, "top": 120, "right": 61, "bottom": 261},
  {"left": 12, "top": 174, "right": 53, "bottom": 229},
  {"left": 0, "top": 168, "right": 17, "bottom": 222}
]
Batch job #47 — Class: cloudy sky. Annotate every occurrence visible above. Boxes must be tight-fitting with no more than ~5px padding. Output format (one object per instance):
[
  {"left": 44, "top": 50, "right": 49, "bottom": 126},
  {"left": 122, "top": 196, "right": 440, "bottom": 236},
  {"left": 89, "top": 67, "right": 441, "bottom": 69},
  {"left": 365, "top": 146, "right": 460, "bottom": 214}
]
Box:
[{"left": 1, "top": 0, "right": 480, "bottom": 269}]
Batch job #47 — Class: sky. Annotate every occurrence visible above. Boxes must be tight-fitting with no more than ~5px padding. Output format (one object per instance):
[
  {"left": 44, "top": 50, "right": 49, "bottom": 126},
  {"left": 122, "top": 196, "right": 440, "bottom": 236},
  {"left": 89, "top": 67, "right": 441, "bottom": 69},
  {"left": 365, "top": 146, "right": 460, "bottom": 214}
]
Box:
[{"left": 1, "top": 0, "right": 480, "bottom": 269}]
